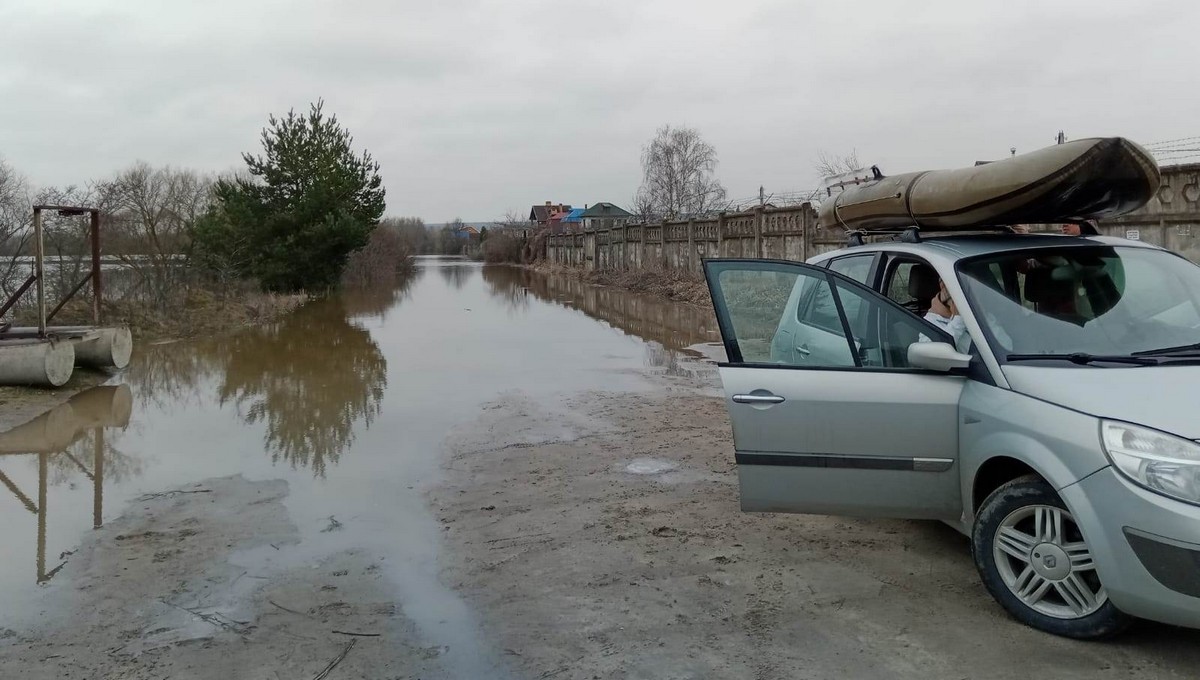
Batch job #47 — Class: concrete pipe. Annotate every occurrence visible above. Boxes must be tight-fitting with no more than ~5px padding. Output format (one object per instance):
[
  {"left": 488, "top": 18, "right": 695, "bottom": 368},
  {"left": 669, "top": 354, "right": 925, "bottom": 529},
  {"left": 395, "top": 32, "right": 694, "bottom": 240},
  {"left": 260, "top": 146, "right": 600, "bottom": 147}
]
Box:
[
  {"left": 0, "top": 339, "right": 75, "bottom": 387},
  {"left": 74, "top": 327, "right": 133, "bottom": 370}
]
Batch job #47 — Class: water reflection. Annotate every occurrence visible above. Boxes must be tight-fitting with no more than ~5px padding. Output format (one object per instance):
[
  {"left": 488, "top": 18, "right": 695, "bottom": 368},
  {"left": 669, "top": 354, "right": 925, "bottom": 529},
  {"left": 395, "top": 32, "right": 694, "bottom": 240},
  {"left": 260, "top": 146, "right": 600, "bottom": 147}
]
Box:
[
  {"left": 342, "top": 267, "right": 423, "bottom": 320},
  {"left": 480, "top": 265, "right": 719, "bottom": 351},
  {"left": 213, "top": 298, "right": 387, "bottom": 477},
  {"left": 0, "top": 385, "right": 132, "bottom": 583},
  {"left": 438, "top": 263, "right": 476, "bottom": 290}
]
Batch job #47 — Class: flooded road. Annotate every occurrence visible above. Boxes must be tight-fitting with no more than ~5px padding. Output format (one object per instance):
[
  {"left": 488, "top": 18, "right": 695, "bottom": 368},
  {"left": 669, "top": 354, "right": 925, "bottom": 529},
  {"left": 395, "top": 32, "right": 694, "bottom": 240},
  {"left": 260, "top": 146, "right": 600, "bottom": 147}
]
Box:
[{"left": 0, "top": 257, "right": 720, "bottom": 677}]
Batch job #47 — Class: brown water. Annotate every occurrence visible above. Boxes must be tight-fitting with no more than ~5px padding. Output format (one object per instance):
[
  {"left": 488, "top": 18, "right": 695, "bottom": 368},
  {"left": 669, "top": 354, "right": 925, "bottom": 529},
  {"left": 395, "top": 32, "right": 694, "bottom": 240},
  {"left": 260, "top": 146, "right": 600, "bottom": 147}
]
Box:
[{"left": 0, "top": 257, "right": 719, "bottom": 674}]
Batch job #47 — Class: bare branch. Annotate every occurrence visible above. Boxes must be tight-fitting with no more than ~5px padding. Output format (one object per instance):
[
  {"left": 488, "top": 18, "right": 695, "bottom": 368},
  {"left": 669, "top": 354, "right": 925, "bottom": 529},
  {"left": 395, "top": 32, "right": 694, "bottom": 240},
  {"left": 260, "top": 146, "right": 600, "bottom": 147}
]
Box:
[
  {"left": 636, "top": 125, "right": 727, "bottom": 220},
  {"left": 815, "top": 149, "right": 862, "bottom": 179}
]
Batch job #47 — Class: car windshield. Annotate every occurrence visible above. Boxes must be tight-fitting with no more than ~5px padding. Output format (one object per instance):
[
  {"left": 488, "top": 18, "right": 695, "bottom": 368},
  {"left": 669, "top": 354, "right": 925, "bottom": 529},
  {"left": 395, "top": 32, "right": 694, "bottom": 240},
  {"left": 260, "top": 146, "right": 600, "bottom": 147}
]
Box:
[{"left": 957, "top": 246, "right": 1200, "bottom": 362}]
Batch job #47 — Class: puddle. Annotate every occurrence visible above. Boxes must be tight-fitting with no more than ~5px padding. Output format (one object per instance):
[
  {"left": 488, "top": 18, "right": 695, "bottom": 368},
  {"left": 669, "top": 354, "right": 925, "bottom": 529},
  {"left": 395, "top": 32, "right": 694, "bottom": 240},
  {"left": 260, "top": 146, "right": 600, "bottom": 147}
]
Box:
[
  {"left": 0, "top": 258, "right": 718, "bottom": 674},
  {"left": 624, "top": 458, "right": 679, "bottom": 475}
]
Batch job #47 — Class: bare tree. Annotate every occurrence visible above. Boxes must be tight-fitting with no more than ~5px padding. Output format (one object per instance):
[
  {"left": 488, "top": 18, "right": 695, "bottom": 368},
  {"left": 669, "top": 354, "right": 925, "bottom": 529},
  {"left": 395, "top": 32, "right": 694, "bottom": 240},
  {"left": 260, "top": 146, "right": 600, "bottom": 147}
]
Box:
[
  {"left": 96, "top": 163, "right": 214, "bottom": 305},
  {"left": 381, "top": 216, "right": 430, "bottom": 254},
  {"left": 815, "top": 149, "right": 862, "bottom": 179},
  {"left": 0, "top": 156, "right": 32, "bottom": 299},
  {"left": 635, "top": 124, "right": 727, "bottom": 220}
]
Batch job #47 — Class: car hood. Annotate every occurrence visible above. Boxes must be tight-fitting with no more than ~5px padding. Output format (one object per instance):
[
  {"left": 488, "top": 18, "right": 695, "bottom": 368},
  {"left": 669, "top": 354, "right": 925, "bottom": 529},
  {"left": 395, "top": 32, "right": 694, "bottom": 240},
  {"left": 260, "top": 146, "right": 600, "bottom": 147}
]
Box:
[{"left": 1003, "top": 365, "right": 1200, "bottom": 439}]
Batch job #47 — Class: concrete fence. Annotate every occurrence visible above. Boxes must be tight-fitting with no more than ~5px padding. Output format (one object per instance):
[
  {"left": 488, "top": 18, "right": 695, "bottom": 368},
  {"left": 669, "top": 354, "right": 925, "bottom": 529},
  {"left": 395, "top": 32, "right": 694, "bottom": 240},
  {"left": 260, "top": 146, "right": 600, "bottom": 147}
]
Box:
[
  {"left": 545, "top": 203, "right": 845, "bottom": 276},
  {"left": 545, "top": 163, "right": 1200, "bottom": 272}
]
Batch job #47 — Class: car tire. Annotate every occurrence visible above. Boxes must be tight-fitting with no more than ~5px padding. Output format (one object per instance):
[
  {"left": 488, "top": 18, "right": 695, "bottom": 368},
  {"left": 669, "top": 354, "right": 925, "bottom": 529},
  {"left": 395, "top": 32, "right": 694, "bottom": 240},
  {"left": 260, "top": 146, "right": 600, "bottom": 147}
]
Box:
[{"left": 971, "top": 475, "right": 1132, "bottom": 639}]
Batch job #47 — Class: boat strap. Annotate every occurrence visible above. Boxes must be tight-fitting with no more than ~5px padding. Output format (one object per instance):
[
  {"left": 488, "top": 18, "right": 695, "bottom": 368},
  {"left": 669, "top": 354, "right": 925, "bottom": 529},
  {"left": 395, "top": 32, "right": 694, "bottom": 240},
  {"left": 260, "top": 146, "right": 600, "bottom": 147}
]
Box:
[{"left": 904, "top": 171, "right": 932, "bottom": 228}]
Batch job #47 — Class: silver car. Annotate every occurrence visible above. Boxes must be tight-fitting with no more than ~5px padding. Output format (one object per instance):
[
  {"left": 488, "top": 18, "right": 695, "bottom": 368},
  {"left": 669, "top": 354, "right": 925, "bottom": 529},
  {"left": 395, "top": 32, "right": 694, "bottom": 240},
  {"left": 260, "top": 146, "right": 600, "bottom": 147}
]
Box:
[{"left": 703, "top": 233, "right": 1200, "bottom": 639}]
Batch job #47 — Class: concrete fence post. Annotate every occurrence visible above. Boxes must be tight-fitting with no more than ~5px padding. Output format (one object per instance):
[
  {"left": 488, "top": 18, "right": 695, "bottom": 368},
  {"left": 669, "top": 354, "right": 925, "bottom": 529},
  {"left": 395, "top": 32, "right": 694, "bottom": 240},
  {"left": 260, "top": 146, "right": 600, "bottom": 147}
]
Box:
[
  {"left": 716, "top": 212, "right": 725, "bottom": 258},
  {"left": 754, "top": 207, "right": 764, "bottom": 258},
  {"left": 640, "top": 222, "right": 647, "bottom": 270},
  {"left": 624, "top": 224, "right": 633, "bottom": 269},
  {"left": 686, "top": 219, "right": 696, "bottom": 274},
  {"left": 662, "top": 221, "right": 670, "bottom": 270},
  {"left": 801, "top": 204, "right": 811, "bottom": 262}
]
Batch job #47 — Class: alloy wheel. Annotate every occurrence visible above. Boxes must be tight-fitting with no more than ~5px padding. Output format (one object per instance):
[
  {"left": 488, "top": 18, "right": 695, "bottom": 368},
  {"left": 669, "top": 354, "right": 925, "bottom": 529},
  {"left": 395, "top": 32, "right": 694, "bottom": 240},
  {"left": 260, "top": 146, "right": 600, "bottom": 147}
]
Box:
[{"left": 992, "top": 504, "right": 1106, "bottom": 619}]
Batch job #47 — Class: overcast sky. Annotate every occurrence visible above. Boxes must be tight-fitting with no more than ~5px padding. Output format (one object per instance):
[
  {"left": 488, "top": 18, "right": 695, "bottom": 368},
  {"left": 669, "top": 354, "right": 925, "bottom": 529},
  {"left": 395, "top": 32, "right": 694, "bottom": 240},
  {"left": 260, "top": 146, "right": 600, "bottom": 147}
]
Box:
[{"left": 1, "top": 0, "right": 1197, "bottom": 223}]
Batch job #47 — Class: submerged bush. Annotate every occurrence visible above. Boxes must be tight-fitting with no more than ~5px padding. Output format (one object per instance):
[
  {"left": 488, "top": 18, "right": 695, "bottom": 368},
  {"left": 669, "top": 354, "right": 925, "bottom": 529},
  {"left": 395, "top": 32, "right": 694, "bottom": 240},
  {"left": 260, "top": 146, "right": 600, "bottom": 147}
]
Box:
[{"left": 341, "top": 224, "right": 413, "bottom": 288}]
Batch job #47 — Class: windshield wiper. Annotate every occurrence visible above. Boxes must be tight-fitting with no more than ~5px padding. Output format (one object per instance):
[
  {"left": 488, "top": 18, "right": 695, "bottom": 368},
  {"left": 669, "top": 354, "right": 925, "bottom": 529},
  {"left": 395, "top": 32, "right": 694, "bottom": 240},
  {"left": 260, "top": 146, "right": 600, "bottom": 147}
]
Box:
[
  {"left": 1133, "top": 342, "right": 1200, "bottom": 357},
  {"left": 1006, "top": 353, "right": 1158, "bottom": 366}
]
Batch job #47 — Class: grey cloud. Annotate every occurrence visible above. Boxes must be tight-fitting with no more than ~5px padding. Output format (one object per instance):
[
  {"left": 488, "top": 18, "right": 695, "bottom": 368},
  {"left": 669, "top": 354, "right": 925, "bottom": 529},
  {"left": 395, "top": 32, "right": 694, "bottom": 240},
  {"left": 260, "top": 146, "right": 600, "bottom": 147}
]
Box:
[{"left": 1, "top": 0, "right": 1197, "bottom": 222}]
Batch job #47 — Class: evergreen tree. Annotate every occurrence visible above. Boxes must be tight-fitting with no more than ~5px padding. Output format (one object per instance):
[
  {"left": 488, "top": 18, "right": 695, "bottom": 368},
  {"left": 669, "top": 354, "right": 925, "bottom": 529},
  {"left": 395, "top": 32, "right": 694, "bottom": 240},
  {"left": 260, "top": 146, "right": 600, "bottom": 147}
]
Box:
[{"left": 195, "top": 100, "right": 385, "bottom": 291}]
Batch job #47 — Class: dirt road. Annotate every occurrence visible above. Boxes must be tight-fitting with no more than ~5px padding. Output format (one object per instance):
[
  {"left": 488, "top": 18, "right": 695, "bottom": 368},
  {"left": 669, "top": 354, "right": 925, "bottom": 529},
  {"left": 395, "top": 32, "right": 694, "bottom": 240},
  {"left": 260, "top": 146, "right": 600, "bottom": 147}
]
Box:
[{"left": 433, "top": 382, "right": 1200, "bottom": 679}]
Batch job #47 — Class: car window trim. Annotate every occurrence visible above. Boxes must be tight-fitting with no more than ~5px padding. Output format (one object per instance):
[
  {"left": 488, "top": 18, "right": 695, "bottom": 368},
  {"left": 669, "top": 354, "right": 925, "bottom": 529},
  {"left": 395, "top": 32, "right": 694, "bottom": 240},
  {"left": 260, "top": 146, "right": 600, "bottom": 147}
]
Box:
[{"left": 825, "top": 253, "right": 881, "bottom": 288}]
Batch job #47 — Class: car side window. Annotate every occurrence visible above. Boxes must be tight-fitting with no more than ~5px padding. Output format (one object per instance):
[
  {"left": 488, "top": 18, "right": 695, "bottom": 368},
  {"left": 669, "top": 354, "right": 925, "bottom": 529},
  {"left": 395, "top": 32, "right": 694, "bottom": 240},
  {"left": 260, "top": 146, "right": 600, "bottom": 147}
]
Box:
[
  {"left": 827, "top": 255, "right": 874, "bottom": 285},
  {"left": 798, "top": 276, "right": 844, "bottom": 333},
  {"left": 885, "top": 261, "right": 918, "bottom": 308}
]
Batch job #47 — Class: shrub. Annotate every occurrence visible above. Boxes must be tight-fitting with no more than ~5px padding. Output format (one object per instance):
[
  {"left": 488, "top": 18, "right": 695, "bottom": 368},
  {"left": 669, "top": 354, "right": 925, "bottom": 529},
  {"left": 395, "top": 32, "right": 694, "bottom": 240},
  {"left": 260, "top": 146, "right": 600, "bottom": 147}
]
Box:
[
  {"left": 341, "top": 224, "right": 413, "bottom": 288},
  {"left": 482, "top": 233, "right": 522, "bottom": 263}
]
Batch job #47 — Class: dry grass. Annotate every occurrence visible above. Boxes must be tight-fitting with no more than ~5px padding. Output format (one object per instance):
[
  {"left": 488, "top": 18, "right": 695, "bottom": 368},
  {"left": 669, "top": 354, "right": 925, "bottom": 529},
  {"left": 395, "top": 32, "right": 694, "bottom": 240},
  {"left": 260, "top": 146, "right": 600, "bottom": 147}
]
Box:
[
  {"left": 534, "top": 263, "right": 711, "bottom": 306},
  {"left": 40, "top": 286, "right": 310, "bottom": 341}
]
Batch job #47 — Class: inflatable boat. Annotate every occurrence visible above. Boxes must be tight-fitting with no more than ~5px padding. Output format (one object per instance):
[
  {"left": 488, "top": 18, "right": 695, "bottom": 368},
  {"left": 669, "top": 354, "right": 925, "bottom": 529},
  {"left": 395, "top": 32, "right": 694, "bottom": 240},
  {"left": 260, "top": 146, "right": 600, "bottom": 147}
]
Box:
[{"left": 817, "top": 137, "right": 1160, "bottom": 232}]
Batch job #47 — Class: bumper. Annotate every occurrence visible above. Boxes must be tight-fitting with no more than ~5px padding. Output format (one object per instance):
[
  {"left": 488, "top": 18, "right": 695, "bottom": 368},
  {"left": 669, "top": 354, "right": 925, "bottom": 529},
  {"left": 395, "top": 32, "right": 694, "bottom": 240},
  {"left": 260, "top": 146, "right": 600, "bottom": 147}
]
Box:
[{"left": 1061, "top": 467, "right": 1200, "bottom": 629}]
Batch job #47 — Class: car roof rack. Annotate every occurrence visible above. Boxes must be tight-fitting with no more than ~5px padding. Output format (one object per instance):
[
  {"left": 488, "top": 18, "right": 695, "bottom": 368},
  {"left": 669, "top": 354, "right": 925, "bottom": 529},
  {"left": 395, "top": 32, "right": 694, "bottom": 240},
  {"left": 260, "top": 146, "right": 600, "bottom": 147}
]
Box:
[{"left": 844, "top": 224, "right": 1027, "bottom": 247}]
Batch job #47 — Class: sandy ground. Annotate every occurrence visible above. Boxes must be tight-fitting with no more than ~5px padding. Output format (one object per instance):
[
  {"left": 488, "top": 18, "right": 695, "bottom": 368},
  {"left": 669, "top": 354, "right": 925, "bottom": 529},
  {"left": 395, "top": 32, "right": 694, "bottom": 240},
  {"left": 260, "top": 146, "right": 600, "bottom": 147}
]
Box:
[
  {"left": 432, "top": 383, "right": 1200, "bottom": 679},
  {"left": 4, "top": 361, "right": 1200, "bottom": 678},
  {"left": 1, "top": 475, "right": 450, "bottom": 679}
]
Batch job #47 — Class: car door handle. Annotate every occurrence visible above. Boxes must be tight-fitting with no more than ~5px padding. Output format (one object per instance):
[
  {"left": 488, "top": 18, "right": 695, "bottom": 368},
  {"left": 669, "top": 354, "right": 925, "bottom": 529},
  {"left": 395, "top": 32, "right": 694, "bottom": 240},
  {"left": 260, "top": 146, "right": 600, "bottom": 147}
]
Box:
[
  {"left": 795, "top": 345, "right": 811, "bottom": 356},
  {"left": 732, "top": 393, "right": 786, "bottom": 404}
]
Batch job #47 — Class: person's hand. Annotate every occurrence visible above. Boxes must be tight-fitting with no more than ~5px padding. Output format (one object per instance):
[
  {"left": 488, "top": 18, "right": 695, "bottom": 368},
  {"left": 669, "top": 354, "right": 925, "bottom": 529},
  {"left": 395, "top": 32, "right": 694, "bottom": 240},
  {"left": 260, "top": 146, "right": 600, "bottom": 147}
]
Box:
[
  {"left": 1012, "top": 224, "right": 1030, "bottom": 234},
  {"left": 948, "top": 296, "right": 959, "bottom": 317}
]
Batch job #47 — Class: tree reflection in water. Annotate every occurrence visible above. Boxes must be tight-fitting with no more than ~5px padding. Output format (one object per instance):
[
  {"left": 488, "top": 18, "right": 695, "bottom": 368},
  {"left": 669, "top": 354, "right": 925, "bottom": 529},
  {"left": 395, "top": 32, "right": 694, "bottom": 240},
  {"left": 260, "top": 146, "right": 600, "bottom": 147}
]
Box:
[
  {"left": 480, "top": 265, "right": 531, "bottom": 314},
  {"left": 121, "top": 273, "right": 422, "bottom": 476},
  {"left": 438, "top": 262, "right": 477, "bottom": 290},
  {"left": 481, "top": 264, "right": 718, "bottom": 351},
  {"left": 342, "top": 266, "right": 422, "bottom": 320},
  {"left": 216, "top": 297, "right": 387, "bottom": 477}
]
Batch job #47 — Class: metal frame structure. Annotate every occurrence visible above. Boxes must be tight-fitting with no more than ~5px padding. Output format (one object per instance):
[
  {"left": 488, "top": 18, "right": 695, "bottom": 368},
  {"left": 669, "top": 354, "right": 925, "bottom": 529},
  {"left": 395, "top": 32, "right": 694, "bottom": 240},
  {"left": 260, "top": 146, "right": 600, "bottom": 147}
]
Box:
[{"left": 0, "top": 205, "right": 102, "bottom": 336}]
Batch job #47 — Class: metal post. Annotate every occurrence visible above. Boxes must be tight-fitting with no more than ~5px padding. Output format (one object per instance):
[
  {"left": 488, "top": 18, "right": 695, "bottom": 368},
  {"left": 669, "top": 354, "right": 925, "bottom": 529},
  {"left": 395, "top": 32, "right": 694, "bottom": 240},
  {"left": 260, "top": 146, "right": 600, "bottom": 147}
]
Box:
[
  {"left": 90, "top": 210, "right": 101, "bottom": 325},
  {"left": 33, "top": 208, "right": 46, "bottom": 337}
]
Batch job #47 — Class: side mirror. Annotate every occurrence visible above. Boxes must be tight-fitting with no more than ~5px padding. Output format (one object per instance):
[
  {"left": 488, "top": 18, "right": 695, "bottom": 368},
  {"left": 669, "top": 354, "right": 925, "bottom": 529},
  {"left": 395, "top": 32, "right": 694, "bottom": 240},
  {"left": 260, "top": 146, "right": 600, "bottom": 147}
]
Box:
[{"left": 908, "top": 341, "right": 972, "bottom": 372}]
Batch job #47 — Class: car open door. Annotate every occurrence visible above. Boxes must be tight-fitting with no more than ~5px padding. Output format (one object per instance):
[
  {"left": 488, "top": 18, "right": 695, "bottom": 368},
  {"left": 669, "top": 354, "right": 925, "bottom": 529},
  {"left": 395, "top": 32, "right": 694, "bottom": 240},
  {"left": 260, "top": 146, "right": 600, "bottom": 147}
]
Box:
[{"left": 704, "top": 259, "right": 965, "bottom": 520}]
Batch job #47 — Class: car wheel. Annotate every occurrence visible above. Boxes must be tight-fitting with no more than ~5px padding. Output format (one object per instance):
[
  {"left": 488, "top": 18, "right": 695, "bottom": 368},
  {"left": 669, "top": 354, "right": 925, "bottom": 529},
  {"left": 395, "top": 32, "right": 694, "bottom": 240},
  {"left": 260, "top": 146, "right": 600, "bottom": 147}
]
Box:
[{"left": 971, "top": 475, "right": 1131, "bottom": 639}]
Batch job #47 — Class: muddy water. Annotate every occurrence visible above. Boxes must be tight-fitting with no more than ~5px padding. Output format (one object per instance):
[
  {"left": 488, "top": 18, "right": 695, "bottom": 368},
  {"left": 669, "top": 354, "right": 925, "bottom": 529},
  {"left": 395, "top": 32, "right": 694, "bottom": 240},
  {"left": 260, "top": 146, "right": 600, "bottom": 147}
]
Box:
[{"left": 0, "top": 257, "right": 718, "bottom": 674}]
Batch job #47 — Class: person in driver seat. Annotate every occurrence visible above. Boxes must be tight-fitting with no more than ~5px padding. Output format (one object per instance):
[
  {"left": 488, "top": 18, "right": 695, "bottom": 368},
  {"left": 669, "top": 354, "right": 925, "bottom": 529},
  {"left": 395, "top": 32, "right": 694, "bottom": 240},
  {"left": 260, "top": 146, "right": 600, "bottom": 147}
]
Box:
[{"left": 909, "top": 264, "right": 971, "bottom": 352}]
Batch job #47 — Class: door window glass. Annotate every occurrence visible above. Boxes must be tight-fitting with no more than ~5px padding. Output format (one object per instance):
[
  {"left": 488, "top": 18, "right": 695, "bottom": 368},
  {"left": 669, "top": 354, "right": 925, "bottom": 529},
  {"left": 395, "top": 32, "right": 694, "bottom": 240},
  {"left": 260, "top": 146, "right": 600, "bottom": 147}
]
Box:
[
  {"left": 707, "top": 261, "right": 950, "bottom": 369},
  {"left": 834, "top": 279, "right": 954, "bottom": 368},
  {"left": 713, "top": 267, "right": 803, "bottom": 363}
]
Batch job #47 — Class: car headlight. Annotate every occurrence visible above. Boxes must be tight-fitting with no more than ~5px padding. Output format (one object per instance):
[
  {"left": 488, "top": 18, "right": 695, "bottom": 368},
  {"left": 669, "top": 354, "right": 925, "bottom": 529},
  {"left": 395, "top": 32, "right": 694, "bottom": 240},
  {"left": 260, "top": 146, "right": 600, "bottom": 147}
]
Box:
[{"left": 1101, "top": 420, "right": 1200, "bottom": 505}]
